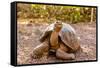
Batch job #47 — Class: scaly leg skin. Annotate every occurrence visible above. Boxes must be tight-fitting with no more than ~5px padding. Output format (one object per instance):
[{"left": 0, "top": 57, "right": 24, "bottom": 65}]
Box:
[
  {"left": 56, "top": 43, "right": 75, "bottom": 60},
  {"left": 56, "top": 48, "right": 75, "bottom": 60},
  {"left": 31, "top": 40, "right": 49, "bottom": 59}
]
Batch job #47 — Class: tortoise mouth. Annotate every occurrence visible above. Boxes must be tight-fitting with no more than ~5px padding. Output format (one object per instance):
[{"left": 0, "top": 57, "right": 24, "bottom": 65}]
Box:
[
  {"left": 55, "top": 23, "right": 62, "bottom": 28},
  {"left": 57, "top": 25, "right": 62, "bottom": 28},
  {"left": 55, "top": 24, "right": 62, "bottom": 29}
]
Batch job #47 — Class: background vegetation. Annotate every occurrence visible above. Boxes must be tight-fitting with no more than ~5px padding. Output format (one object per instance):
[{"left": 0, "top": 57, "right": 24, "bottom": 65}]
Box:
[{"left": 17, "top": 3, "right": 96, "bottom": 24}]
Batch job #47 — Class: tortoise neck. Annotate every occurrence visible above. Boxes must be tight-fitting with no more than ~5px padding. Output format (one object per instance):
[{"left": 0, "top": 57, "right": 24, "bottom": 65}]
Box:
[{"left": 54, "top": 28, "right": 61, "bottom": 32}]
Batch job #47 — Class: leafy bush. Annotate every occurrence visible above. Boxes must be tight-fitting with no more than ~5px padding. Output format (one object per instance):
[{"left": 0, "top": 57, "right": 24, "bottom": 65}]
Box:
[{"left": 17, "top": 3, "right": 96, "bottom": 23}]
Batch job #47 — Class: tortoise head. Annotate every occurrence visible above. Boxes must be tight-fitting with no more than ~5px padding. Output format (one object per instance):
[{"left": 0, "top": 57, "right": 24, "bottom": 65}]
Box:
[{"left": 54, "top": 21, "right": 62, "bottom": 32}]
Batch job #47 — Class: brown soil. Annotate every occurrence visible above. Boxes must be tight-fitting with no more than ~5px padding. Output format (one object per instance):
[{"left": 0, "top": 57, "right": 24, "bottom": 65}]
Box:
[{"left": 17, "top": 22, "right": 96, "bottom": 65}]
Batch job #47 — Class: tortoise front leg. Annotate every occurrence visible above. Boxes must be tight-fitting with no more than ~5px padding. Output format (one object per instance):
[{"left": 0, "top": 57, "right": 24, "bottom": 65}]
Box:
[
  {"left": 31, "top": 40, "right": 49, "bottom": 59},
  {"left": 56, "top": 43, "right": 75, "bottom": 60},
  {"left": 56, "top": 48, "right": 75, "bottom": 60}
]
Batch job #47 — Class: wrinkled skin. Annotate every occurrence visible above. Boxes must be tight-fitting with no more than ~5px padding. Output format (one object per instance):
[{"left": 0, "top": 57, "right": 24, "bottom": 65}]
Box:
[{"left": 31, "top": 39, "right": 49, "bottom": 59}]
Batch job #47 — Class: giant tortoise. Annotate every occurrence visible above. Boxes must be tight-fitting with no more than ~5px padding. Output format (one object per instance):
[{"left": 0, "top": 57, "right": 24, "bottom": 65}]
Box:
[{"left": 31, "top": 21, "right": 81, "bottom": 60}]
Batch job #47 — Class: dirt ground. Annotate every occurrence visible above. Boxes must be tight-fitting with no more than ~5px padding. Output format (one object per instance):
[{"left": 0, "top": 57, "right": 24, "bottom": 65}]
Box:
[{"left": 17, "top": 22, "right": 96, "bottom": 65}]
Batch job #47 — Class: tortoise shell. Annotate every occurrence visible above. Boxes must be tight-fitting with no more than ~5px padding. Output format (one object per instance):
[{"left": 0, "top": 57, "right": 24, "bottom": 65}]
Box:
[{"left": 39, "top": 23, "right": 80, "bottom": 52}]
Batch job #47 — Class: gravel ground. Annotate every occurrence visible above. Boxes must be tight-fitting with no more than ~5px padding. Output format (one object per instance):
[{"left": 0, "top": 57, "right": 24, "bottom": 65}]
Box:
[{"left": 17, "top": 22, "right": 96, "bottom": 65}]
